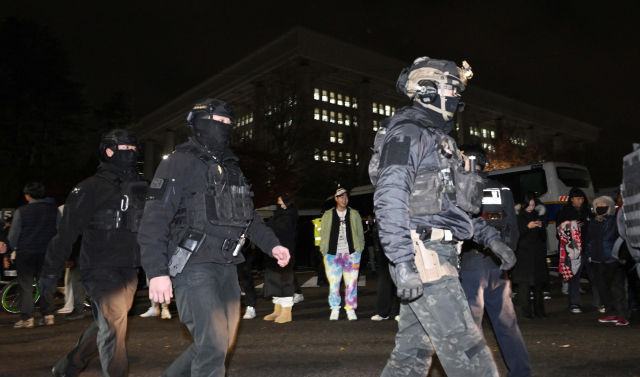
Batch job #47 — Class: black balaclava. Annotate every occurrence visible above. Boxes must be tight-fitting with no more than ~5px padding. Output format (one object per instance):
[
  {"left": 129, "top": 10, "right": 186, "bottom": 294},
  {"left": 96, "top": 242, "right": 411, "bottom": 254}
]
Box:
[
  {"left": 107, "top": 147, "right": 138, "bottom": 169},
  {"left": 414, "top": 96, "right": 459, "bottom": 133},
  {"left": 187, "top": 98, "right": 236, "bottom": 153},
  {"left": 100, "top": 129, "right": 140, "bottom": 170}
]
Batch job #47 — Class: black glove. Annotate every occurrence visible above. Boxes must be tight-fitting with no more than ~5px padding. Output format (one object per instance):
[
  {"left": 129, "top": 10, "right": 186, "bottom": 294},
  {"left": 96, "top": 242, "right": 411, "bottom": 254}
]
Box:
[
  {"left": 489, "top": 240, "right": 517, "bottom": 270},
  {"left": 38, "top": 274, "right": 59, "bottom": 296},
  {"left": 394, "top": 261, "right": 424, "bottom": 301}
]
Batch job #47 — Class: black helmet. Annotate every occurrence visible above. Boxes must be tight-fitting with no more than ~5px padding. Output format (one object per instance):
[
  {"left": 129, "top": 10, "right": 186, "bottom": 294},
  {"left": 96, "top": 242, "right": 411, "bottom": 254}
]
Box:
[
  {"left": 99, "top": 129, "right": 139, "bottom": 156},
  {"left": 186, "top": 98, "right": 235, "bottom": 127}
]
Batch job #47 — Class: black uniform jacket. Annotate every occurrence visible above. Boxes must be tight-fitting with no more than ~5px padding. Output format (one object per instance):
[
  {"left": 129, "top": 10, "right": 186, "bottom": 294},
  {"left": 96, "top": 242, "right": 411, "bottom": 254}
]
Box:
[
  {"left": 461, "top": 172, "right": 519, "bottom": 270},
  {"left": 138, "top": 138, "right": 280, "bottom": 280},
  {"left": 374, "top": 106, "right": 500, "bottom": 264},
  {"left": 43, "top": 162, "right": 143, "bottom": 278}
]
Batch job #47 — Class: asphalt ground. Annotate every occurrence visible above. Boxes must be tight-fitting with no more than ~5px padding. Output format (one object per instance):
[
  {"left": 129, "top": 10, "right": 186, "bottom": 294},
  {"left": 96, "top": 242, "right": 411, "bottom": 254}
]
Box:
[{"left": 1, "top": 268, "right": 639, "bottom": 377}]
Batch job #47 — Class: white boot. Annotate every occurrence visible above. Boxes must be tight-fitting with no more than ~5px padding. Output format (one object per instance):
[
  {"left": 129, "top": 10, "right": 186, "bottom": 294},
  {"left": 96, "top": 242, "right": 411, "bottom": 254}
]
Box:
[
  {"left": 161, "top": 304, "right": 171, "bottom": 319},
  {"left": 243, "top": 306, "right": 256, "bottom": 319},
  {"left": 346, "top": 309, "right": 358, "bottom": 321},
  {"left": 330, "top": 309, "right": 340, "bottom": 321},
  {"left": 140, "top": 302, "right": 159, "bottom": 317}
]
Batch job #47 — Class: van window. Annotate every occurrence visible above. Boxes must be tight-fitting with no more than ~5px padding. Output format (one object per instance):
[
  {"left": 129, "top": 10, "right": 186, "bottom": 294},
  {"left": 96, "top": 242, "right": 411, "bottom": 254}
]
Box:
[
  {"left": 490, "top": 169, "right": 547, "bottom": 201},
  {"left": 556, "top": 167, "right": 590, "bottom": 188}
]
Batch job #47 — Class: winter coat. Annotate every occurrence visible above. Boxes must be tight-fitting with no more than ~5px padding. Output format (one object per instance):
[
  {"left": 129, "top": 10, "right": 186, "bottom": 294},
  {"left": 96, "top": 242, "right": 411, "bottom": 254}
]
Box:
[
  {"left": 267, "top": 206, "right": 299, "bottom": 253},
  {"left": 587, "top": 196, "right": 618, "bottom": 263},
  {"left": 555, "top": 188, "right": 593, "bottom": 250},
  {"left": 513, "top": 207, "right": 547, "bottom": 285}
]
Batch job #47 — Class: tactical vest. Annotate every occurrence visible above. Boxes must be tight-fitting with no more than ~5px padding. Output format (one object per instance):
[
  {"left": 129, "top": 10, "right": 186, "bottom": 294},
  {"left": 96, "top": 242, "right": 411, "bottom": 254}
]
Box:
[
  {"left": 172, "top": 146, "right": 254, "bottom": 230},
  {"left": 89, "top": 171, "right": 149, "bottom": 232},
  {"left": 369, "top": 116, "right": 483, "bottom": 216},
  {"left": 622, "top": 143, "right": 640, "bottom": 248}
]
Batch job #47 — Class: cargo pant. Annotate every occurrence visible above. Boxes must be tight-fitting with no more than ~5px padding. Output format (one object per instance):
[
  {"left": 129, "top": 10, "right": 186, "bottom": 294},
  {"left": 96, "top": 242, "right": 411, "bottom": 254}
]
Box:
[{"left": 382, "top": 245, "right": 499, "bottom": 377}]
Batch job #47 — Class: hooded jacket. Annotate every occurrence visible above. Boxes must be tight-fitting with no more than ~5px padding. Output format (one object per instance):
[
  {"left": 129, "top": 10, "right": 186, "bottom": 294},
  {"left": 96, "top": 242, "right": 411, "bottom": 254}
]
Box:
[
  {"left": 374, "top": 105, "right": 500, "bottom": 264},
  {"left": 586, "top": 196, "right": 618, "bottom": 263},
  {"left": 555, "top": 187, "right": 593, "bottom": 245}
]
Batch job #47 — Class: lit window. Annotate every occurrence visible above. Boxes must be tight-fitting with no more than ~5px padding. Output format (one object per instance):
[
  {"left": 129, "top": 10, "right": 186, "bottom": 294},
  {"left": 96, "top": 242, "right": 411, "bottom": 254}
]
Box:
[
  {"left": 352, "top": 97, "right": 358, "bottom": 109},
  {"left": 391, "top": 107, "right": 396, "bottom": 114},
  {"left": 456, "top": 123, "right": 459, "bottom": 131},
  {"left": 482, "top": 129, "right": 487, "bottom": 138},
  {"left": 330, "top": 111, "right": 335, "bottom": 123},
  {"left": 490, "top": 130, "right": 495, "bottom": 139},
  {"left": 379, "top": 104, "right": 384, "bottom": 114},
  {"left": 267, "top": 105, "right": 272, "bottom": 116},
  {"left": 314, "top": 89, "right": 320, "bottom": 100},
  {"left": 249, "top": 113, "right": 253, "bottom": 122},
  {"left": 345, "top": 96, "right": 350, "bottom": 107},
  {"left": 337, "top": 113, "right": 343, "bottom": 125},
  {"left": 353, "top": 116, "right": 358, "bottom": 127},
  {"left": 249, "top": 130, "right": 253, "bottom": 139},
  {"left": 330, "top": 92, "right": 335, "bottom": 104},
  {"left": 337, "top": 94, "right": 343, "bottom": 106},
  {"left": 373, "top": 120, "right": 378, "bottom": 132},
  {"left": 339, "top": 151, "right": 344, "bottom": 163},
  {"left": 330, "top": 131, "right": 336, "bottom": 143},
  {"left": 338, "top": 132, "right": 343, "bottom": 144},
  {"left": 331, "top": 151, "right": 335, "bottom": 163},
  {"left": 314, "top": 149, "right": 320, "bottom": 161},
  {"left": 373, "top": 102, "right": 378, "bottom": 114},
  {"left": 323, "top": 150, "right": 328, "bottom": 162},
  {"left": 322, "top": 110, "right": 328, "bottom": 122},
  {"left": 314, "top": 108, "right": 320, "bottom": 120},
  {"left": 385, "top": 105, "right": 391, "bottom": 116},
  {"left": 322, "top": 90, "right": 328, "bottom": 102},
  {"left": 345, "top": 115, "right": 350, "bottom": 126},
  {"left": 346, "top": 152, "right": 352, "bottom": 164}
]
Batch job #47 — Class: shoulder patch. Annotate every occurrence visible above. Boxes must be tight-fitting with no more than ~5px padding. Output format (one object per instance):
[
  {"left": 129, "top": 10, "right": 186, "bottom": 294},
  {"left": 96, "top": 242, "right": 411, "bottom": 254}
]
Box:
[
  {"left": 380, "top": 135, "right": 411, "bottom": 168},
  {"left": 150, "top": 178, "right": 165, "bottom": 189},
  {"left": 71, "top": 187, "right": 82, "bottom": 194}
]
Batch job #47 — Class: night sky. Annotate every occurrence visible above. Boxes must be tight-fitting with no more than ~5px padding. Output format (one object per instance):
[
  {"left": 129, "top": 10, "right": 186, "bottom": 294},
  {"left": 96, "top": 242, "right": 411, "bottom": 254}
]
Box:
[{"left": 2, "top": 0, "right": 639, "bottom": 188}]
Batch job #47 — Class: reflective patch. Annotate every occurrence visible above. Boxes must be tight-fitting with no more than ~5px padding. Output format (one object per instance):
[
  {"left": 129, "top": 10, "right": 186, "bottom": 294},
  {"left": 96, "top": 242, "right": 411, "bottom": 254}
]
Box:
[
  {"left": 482, "top": 188, "right": 502, "bottom": 205},
  {"left": 380, "top": 136, "right": 411, "bottom": 168},
  {"left": 71, "top": 187, "right": 82, "bottom": 194},
  {"left": 67, "top": 188, "right": 85, "bottom": 209},
  {"left": 150, "top": 178, "right": 164, "bottom": 189}
]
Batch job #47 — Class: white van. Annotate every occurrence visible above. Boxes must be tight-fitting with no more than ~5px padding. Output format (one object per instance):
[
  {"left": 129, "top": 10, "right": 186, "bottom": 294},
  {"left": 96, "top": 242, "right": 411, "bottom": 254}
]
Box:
[{"left": 487, "top": 162, "right": 595, "bottom": 255}]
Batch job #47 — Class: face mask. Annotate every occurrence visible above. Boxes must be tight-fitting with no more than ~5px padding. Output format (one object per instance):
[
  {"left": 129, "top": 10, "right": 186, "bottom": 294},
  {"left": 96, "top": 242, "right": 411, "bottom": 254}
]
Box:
[
  {"left": 416, "top": 96, "right": 458, "bottom": 133},
  {"left": 107, "top": 148, "right": 138, "bottom": 169},
  {"left": 595, "top": 207, "right": 608, "bottom": 216},
  {"left": 192, "top": 118, "right": 231, "bottom": 152}
]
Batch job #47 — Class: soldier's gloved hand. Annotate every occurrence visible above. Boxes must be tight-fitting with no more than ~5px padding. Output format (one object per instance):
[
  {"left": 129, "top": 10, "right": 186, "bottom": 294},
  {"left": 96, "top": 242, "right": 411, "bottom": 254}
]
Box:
[
  {"left": 38, "top": 274, "right": 59, "bottom": 296},
  {"left": 394, "top": 261, "right": 424, "bottom": 301},
  {"left": 489, "top": 240, "right": 517, "bottom": 270}
]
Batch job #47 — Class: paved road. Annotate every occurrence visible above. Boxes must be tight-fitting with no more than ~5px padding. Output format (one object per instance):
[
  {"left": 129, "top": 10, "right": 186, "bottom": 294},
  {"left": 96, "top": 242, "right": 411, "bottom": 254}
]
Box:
[{"left": 1, "top": 269, "right": 639, "bottom": 377}]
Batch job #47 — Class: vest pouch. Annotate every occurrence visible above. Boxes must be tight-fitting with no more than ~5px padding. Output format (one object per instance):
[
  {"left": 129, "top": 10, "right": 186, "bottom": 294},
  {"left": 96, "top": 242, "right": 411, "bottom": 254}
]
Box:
[
  {"left": 126, "top": 209, "right": 144, "bottom": 233},
  {"left": 409, "top": 169, "right": 443, "bottom": 216},
  {"left": 452, "top": 167, "right": 484, "bottom": 214},
  {"left": 230, "top": 185, "right": 254, "bottom": 222},
  {"left": 205, "top": 192, "right": 234, "bottom": 224}
]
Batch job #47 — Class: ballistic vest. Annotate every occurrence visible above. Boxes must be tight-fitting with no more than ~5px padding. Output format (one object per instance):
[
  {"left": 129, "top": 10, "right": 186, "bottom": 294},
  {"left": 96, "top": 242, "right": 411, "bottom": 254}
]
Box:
[
  {"left": 172, "top": 146, "right": 254, "bottom": 230},
  {"left": 89, "top": 170, "right": 149, "bottom": 232},
  {"left": 369, "top": 112, "right": 483, "bottom": 216}
]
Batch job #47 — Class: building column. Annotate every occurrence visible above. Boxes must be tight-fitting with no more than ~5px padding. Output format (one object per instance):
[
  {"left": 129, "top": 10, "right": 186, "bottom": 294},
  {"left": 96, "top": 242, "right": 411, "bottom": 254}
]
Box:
[
  {"left": 163, "top": 131, "right": 175, "bottom": 156},
  {"left": 143, "top": 140, "right": 155, "bottom": 179}
]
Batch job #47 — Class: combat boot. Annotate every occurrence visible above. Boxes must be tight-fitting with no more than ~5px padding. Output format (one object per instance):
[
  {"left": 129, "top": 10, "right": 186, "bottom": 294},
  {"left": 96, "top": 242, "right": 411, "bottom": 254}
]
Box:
[
  {"left": 263, "top": 304, "right": 282, "bottom": 321},
  {"left": 275, "top": 306, "right": 292, "bottom": 323}
]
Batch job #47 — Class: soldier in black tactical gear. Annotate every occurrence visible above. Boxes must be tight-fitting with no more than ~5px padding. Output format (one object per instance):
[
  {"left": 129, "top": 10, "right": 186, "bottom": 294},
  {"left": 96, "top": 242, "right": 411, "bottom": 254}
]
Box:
[
  {"left": 371, "top": 57, "right": 517, "bottom": 377},
  {"left": 137, "top": 98, "right": 290, "bottom": 377},
  {"left": 40, "top": 129, "right": 148, "bottom": 377},
  {"left": 458, "top": 144, "right": 531, "bottom": 377}
]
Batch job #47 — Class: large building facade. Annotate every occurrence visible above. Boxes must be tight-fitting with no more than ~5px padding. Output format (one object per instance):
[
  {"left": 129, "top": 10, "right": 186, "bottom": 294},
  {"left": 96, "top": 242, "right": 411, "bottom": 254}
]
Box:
[{"left": 133, "top": 27, "right": 598, "bottom": 182}]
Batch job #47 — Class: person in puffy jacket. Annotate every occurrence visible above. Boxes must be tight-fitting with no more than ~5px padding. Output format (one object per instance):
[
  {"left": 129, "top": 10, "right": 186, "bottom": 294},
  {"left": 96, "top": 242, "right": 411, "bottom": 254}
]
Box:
[{"left": 588, "top": 195, "right": 630, "bottom": 326}]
